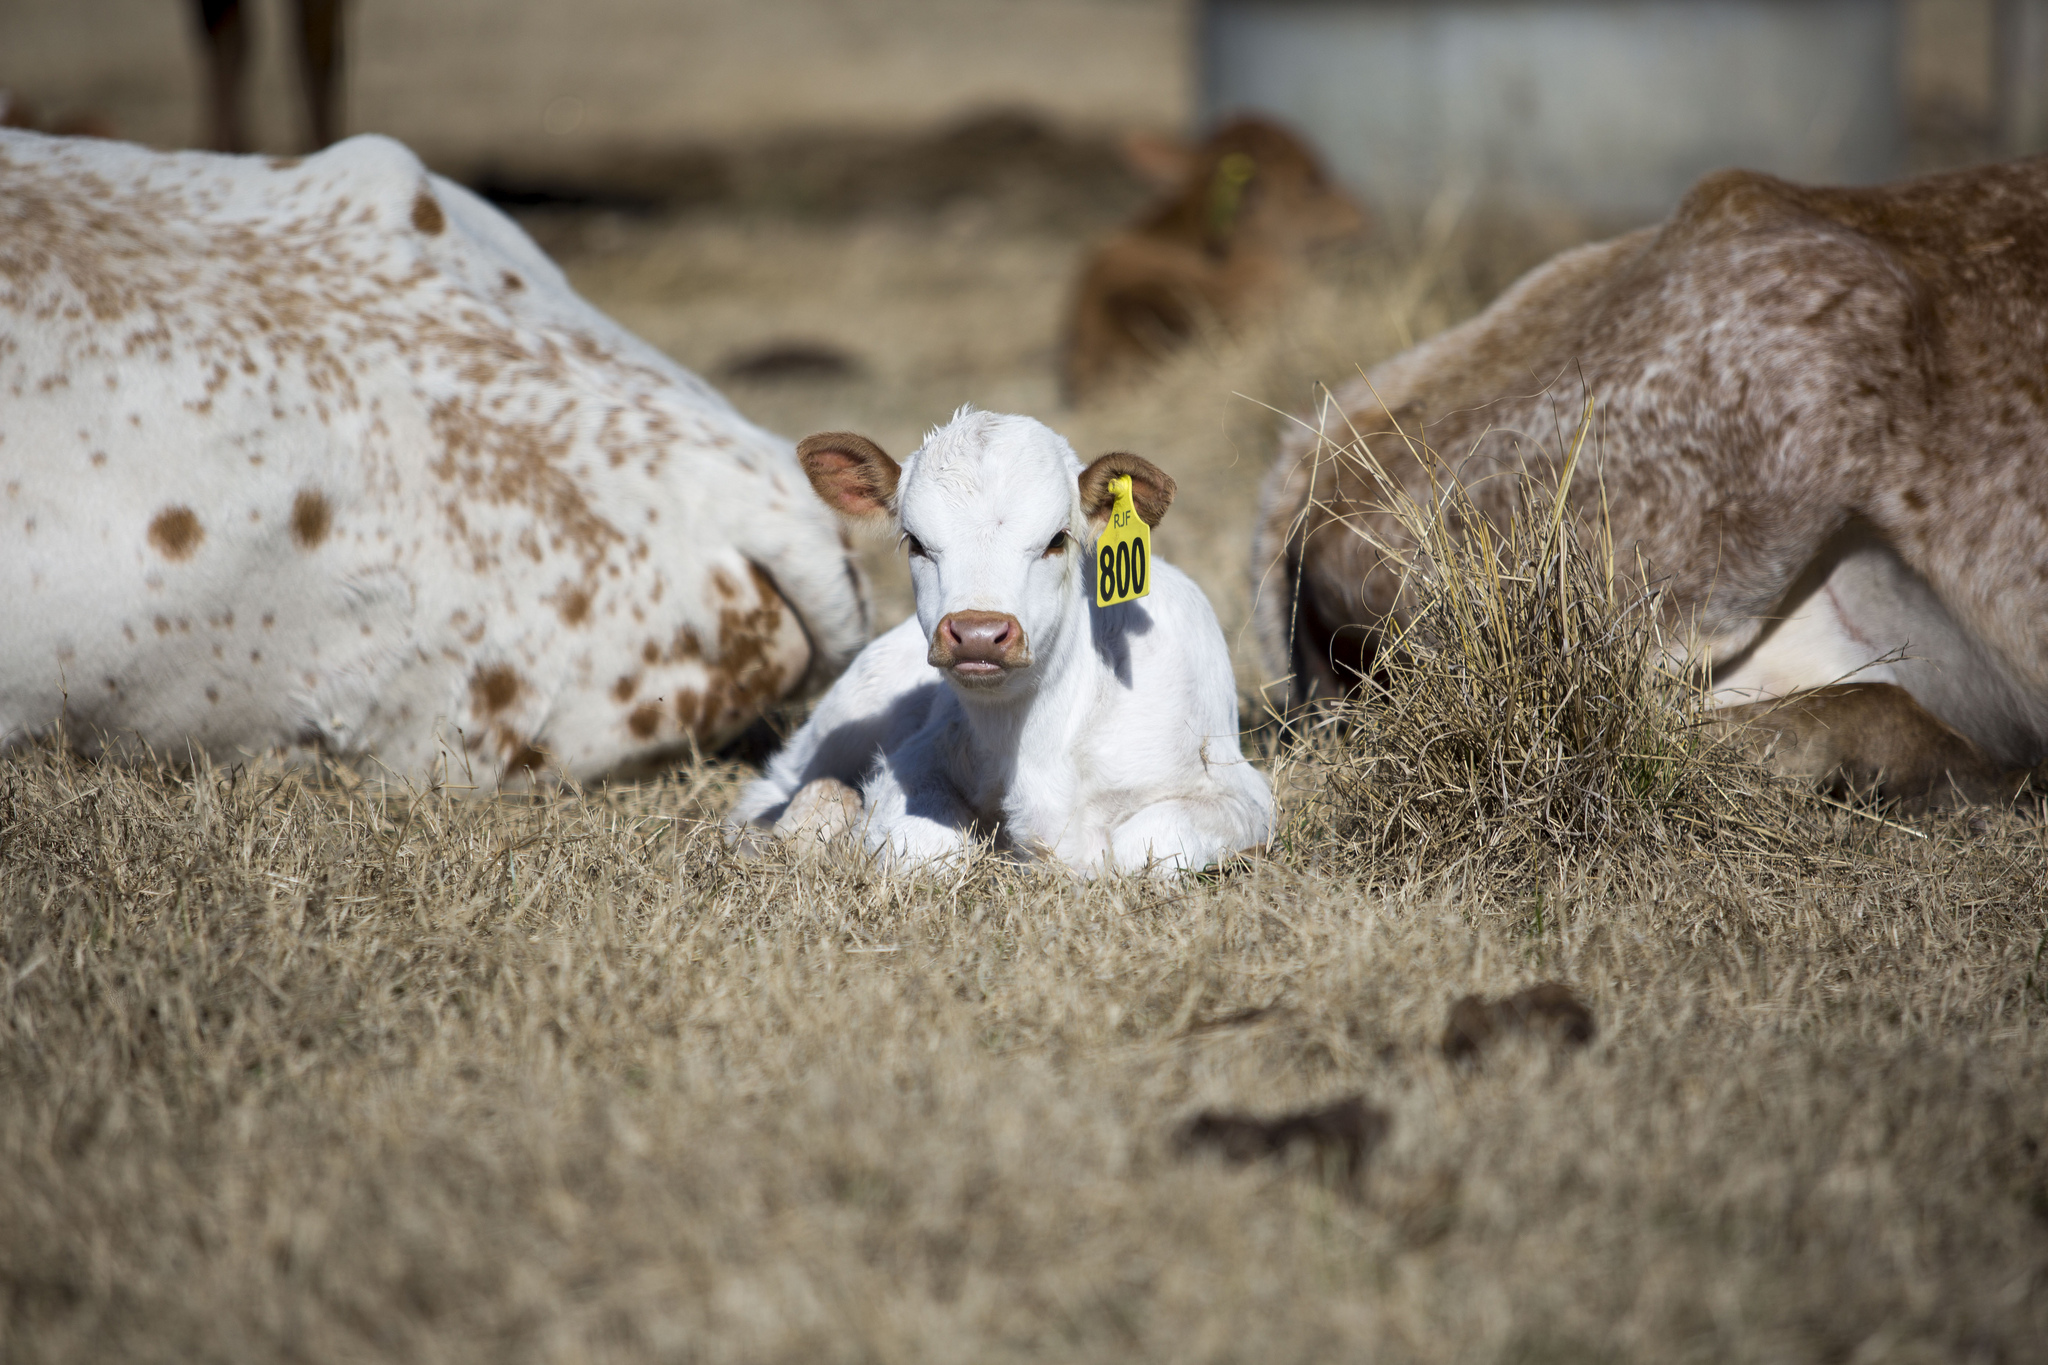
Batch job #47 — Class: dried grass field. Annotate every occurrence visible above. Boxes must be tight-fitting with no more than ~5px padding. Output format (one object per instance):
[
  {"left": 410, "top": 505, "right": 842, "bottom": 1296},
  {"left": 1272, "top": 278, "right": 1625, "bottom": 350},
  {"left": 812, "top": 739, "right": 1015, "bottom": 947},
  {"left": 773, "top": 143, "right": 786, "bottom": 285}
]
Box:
[{"left": 5, "top": 181, "right": 2048, "bottom": 1364}]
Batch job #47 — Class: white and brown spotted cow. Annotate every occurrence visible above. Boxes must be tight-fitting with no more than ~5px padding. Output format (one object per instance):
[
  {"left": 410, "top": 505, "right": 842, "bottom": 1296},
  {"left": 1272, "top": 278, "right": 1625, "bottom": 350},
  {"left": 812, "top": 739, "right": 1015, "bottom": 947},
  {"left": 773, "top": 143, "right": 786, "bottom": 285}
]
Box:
[
  {"left": 0, "top": 129, "right": 869, "bottom": 790},
  {"left": 1256, "top": 157, "right": 2048, "bottom": 810}
]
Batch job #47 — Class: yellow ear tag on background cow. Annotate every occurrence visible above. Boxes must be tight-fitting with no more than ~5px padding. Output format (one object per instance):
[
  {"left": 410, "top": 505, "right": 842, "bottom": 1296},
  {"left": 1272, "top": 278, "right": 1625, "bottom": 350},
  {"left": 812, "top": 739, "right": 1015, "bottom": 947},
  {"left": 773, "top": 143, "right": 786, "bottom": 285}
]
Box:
[{"left": 1095, "top": 474, "right": 1152, "bottom": 608}]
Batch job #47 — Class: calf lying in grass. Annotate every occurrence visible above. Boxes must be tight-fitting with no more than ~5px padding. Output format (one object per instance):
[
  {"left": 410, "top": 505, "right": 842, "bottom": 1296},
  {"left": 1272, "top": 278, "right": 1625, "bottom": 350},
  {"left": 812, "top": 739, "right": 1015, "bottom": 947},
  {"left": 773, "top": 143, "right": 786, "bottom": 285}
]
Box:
[{"left": 730, "top": 408, "right": 1274, "bottom": 874}]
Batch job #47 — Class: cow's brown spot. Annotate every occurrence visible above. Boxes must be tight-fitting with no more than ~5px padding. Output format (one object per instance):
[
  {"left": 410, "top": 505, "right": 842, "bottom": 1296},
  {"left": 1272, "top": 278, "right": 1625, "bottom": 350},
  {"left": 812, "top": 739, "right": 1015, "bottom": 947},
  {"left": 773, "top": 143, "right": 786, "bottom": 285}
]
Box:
[
  {"left": 269, "top": 156, "right": 301, "bottom": 170},
  {"left": 557, "top": 587, "right": 591, "bottom": 626},
  {"left": 90, "top": 451, "right": 106, "bottom": 467},
  {"left": 147, "top": 506, "right": 203, "bottom": 560},
  {"left": 506, "top": 742, "right": 546, "bottom": 771},
  {"left": 291, "top": 489, "right": 332, "bottom": 548},
  {"left": 411, "top": 189, "right": 446, "bottom": 235},
  {"left": 641, "top": 641, "right": 660, "bottom": 664},
  {"left": 628, "top": 704, "right": 662, "bottom": 739},
  {"left": 672, "top": 563, "right": 797, "bottom": 745},
  {"left": 153, "top": 616, "right": 170, "bottom": 635},
  {"left": 502, "top": 270, "right": 524, "bottom": 292},
  {"left": 1901, "top": 487, "right": 1927, "bottom": 511},
  {"left": 470, "top": 664, "right": 522, "bottom": 715},
  {"left": 612, "top": 675, "right": 637, "bottom": 702},
  {"left": 205, "top": 685, "right": 220, "bottom": 704}
]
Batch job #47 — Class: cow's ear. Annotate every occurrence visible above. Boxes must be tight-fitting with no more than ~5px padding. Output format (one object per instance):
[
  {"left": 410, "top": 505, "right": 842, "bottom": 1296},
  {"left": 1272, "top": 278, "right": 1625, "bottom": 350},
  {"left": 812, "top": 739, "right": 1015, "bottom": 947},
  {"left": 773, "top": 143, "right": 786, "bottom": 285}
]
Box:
[
  {"left": 798, "top": 432, "right": 901, "bottom": 526},
  {"left": 1079, "top": 451, "right": 1175, "bottom": 531}
]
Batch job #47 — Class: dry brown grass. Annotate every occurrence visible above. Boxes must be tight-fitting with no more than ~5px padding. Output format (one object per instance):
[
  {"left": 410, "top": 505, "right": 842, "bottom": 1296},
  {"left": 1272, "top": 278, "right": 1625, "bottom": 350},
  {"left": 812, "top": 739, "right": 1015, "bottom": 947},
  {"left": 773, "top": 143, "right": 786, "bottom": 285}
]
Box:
[
  {"left": 5, "top": 740, "right": 2046, "bottom": 1363},
  {"left": 6, "top": 192, "right": 2048, "bottom": 1364}
]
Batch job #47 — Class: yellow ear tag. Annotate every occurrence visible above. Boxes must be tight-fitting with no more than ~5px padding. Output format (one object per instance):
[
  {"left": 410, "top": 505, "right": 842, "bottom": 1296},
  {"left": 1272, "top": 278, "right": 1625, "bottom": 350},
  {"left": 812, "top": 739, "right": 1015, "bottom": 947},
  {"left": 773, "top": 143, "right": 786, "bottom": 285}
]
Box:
[{"left": 1094, "top": 474, "right": 1153, "bottom": 607}]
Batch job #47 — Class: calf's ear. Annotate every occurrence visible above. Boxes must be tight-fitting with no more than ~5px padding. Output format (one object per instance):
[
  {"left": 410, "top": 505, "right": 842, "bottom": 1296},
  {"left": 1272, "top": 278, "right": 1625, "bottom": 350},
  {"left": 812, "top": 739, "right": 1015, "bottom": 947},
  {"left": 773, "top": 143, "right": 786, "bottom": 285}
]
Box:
[
  {"left": 1079, "top": 451, "right": 1175, "bottom": 531},
  {"left": 797, "top": 432, "right": 901, "bottom": 527}
]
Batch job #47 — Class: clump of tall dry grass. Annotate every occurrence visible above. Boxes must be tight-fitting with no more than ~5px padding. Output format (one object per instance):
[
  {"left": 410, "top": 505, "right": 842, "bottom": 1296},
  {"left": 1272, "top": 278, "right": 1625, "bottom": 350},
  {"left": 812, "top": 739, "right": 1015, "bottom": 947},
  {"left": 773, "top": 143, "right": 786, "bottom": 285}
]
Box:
[{"left": 1284, "top": 403, "right": 1798, "bottom": 877}]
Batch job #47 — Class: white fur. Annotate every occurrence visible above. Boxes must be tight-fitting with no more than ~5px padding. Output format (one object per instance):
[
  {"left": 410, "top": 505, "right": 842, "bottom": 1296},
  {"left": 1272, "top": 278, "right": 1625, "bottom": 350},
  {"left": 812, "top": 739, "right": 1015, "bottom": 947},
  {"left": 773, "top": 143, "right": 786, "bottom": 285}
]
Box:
[
  {"left": 0, "top": 130, "right": 867, "bottom": 789},
  {"left": 730, "top": 410, "right": 1274, "bottom": 875}
]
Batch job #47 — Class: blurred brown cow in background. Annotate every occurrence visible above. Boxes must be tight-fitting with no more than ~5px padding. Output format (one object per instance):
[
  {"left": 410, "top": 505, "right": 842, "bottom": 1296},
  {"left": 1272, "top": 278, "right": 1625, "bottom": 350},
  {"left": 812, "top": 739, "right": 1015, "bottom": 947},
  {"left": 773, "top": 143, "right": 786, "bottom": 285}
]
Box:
[
  {"left": 1060, "top": 116, "right": 1366, "bottom": 404},
  {"left": 194, "top": 0, "right": 344, "bottom": 152}
]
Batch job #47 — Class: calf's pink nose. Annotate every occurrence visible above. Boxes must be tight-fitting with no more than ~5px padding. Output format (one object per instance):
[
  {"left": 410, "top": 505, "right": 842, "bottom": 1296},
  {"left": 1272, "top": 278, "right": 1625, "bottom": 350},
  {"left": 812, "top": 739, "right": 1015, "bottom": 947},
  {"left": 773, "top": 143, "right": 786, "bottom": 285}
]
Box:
[{"left": 934, "top": 610, "right": 1026, "bottom": 668}]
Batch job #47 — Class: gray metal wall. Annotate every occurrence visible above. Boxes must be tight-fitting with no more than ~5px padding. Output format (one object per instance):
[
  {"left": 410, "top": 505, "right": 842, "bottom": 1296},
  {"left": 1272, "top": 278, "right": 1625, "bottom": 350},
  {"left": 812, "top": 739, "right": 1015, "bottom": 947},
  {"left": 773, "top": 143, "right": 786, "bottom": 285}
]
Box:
[
  {"left": 2002, "top": 0, "right": 2048, "bottom": 153},
  {"left": 1202, "top": 0, "right": 1903, "bottom": 221}
]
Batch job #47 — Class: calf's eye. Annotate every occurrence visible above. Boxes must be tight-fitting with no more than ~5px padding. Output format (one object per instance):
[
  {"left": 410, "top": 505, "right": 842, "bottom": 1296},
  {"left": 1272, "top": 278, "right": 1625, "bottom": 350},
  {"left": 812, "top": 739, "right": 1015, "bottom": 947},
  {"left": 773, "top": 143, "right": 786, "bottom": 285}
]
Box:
[
  {"left": 1044, "top": 530, "right": 1069, "bottom": 556},
  {"left": 904, "top": 533, "right": 927, "bottom": 558}
]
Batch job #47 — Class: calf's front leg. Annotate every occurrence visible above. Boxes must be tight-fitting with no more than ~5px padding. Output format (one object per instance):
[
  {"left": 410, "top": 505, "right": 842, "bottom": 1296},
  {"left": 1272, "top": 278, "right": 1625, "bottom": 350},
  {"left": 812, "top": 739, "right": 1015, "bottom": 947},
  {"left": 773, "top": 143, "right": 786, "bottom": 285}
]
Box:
[
  {"left": 1106, "top": 795, "right": 1267, "bottom": 875},
  {"left": 860, "top": 757, "right": 986, "bottom": 870}
]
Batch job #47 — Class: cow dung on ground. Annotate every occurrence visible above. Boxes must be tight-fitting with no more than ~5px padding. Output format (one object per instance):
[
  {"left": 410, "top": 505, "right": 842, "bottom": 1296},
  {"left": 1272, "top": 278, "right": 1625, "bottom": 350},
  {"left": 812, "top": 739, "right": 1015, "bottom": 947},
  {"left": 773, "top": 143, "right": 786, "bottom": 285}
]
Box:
[
  {"left": 1441, "top": 982, "right": 1598, "bottom": 1063},
  {"left": 1175, "top": 1094, "right": 1391, "bottom": 1182}
]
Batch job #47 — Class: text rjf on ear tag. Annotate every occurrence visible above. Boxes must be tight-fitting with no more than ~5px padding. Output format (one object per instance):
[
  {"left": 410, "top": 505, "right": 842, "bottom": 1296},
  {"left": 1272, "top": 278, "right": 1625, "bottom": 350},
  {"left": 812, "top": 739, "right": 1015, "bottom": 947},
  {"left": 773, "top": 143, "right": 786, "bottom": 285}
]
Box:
[{"left": 1095, "top": 474, "right": 1152, "bottom": 607}]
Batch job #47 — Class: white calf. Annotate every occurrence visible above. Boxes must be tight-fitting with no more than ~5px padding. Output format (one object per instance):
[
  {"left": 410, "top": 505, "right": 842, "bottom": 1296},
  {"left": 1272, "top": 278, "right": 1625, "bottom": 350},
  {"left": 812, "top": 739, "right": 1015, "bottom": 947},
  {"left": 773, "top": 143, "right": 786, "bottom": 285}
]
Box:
[
  {"left": 0, "top": 129, "right": 868, "bottom": 789},
  {"left": 730, "top": 408, "right": 1274, "bottom": 874}
]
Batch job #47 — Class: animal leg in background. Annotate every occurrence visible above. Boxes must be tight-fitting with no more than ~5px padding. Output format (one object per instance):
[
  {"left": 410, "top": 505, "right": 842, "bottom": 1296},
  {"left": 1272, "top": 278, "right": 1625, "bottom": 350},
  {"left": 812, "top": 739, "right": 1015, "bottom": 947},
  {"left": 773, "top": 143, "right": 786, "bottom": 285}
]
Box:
[
  {"left": 296, "top": 0, "right": 344, "bottom": 150},
  {"left": 194, "top": 0, "right": 345, "bottom": 152},
  {"left": 1714, "top": 683, "right": 2035, "bottom": 813},
  {"left": 195, "top": 0, "right": 249, "bottom": 153}
]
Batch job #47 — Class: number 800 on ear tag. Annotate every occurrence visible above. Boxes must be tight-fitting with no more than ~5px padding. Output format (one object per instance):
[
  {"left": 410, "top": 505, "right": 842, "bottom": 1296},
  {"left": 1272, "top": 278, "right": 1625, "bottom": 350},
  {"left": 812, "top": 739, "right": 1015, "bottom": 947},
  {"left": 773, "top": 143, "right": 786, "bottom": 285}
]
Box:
[{"left": 1095, "top": 474, "right": 1152, "bottom": 607}]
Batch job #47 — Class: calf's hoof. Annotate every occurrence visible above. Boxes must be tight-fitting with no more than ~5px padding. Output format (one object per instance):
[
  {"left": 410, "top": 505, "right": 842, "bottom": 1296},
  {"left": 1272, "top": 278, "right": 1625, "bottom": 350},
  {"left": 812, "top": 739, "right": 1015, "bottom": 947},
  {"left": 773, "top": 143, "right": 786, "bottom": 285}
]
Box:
[{"left": 773, "top": 777, "right": 863, "bottom": 850}]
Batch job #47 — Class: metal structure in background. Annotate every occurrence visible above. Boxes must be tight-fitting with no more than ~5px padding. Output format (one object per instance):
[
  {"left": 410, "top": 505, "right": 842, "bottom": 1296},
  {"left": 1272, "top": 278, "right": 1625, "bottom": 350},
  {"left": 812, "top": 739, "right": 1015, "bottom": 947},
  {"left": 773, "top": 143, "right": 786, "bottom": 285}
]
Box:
[
  {"left": 2001, "top": 0, "right": 2048, "bottom": 153},
  {"left": 1201, "top": 0, "right": 1909, "bottom": 223}
]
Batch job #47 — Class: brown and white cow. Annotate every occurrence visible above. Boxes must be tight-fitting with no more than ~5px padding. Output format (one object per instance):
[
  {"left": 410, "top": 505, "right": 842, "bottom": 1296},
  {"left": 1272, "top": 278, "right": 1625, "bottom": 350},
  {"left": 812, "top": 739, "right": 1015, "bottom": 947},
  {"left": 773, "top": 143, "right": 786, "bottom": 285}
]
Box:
[
  {"left": 1060, "top": 116, "right": 1366, "bottom": 404},
  {"left": 0, "top": 129, "right": 869, "bottom": 790},
  {"left": 1255, "top": 157, "right": 2048, "bottom": 810}
]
